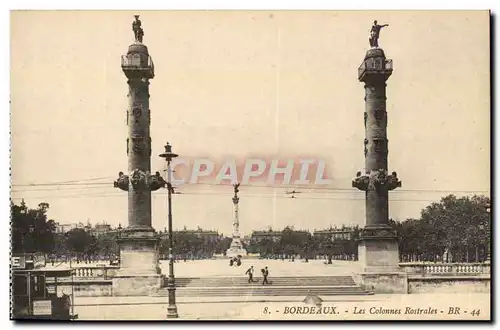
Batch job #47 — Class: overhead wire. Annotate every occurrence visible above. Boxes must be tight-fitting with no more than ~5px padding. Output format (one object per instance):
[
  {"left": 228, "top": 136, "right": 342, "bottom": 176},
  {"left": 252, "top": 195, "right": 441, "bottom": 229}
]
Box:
[{"left": 11, "top": 180, "right": 489, "bottom": 194}]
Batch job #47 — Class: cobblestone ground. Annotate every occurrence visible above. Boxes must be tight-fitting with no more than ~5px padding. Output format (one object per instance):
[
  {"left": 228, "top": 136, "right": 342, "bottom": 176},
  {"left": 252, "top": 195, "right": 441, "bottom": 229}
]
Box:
[{"left": 73, "top": 293, "right": 490, "bottom": 320}]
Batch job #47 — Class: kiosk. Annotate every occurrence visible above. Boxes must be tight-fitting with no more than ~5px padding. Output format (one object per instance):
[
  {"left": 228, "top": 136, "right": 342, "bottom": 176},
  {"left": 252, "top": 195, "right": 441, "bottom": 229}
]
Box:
[{"left": 11, "top": 255, "right": 78, "bottom": 320}]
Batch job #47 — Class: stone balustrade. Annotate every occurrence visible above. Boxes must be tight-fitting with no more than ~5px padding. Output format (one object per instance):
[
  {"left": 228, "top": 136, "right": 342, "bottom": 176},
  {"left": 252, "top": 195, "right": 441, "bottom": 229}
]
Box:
[
  {"left": 399, "top": 262, "right": 490, "bottom": 276},
  {"left": 55, "top": 262, "right": 491, "bottom": 281},
  {"left": 72, "top": 265, "right": 119, "bottom": 280}
]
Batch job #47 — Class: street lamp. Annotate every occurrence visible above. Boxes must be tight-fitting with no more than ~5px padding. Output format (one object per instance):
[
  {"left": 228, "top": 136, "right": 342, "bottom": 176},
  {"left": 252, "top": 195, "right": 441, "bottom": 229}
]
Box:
[
  {"left": 485, "top": 203, "right": 491, "bottom": 263},
  {"left": 159, "top": 142, "right": 179, "bottom": 319}
]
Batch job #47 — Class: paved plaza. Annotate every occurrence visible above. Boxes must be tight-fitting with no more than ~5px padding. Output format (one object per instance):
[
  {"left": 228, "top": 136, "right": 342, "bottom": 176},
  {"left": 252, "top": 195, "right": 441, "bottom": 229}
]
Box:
[
  {"left": 164, "top": 259, "right": 359, "bottom": 277},
  {"left": 47, "top": 258, "right": 359, "bottom": 277}
]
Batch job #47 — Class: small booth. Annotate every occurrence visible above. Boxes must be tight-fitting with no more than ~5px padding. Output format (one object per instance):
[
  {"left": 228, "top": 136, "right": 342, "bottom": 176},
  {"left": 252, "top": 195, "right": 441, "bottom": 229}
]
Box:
[{"left": 11, "top": 255, "right": 78, "bottom": 320}]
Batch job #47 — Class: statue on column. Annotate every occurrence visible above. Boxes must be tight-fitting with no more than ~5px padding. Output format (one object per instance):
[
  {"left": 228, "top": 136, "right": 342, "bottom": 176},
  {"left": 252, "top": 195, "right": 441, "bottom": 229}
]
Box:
[
  {"left": 233, "top": 183, "right": 240, "bottom": 196},
  {"left": 233, "top": 183, "right": 240, "bottom": 203},
  {"left": 369, "top": 20, "right": 389, "bottom": 48},
  {"left": 132, "top": 15, "right": 144, "bottom": 43}
]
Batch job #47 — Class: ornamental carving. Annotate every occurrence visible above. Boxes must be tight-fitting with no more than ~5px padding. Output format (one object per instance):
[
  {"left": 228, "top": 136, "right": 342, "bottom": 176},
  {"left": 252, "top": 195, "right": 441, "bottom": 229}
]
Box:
[
  {"left": 147, "top": 171, "right": 166, "bottom": 191},
  {"left": 374, "top": 108, "right": 385, "bottom": 121},
  {"left": 371, "top": 169, "right": 388, "bottom": 188},
  {"left": 132, "top": 106, "right": 142, "bottom": 123},
  {"left": 126, "top": 138, "right": 129, "bottom": 155},
  {"left": 372, "top": 139, "right": 388, "bottom": 154},
  {"left": 360, "top": 228, "right": 398, "bottom": 239},
  {"left": 114, "top": 171, "right": 129, "bottom": 191},
  {"left": 352, "top": 171, "right": 370, "bottom": 191},
  {"left": 131, "top": 135, "right": 146, "bottom": 154},
  {"left": 364, "top": 138, "right": 369, "bottom": 157},
  {"left": 387, "top": 171, "right": 402, "bottom": 191},
  {"left": 368, "top": 169, "right": 402, "bottom": 191},
  {"left": 364, "top": 112, "right": 368, "bottom": 128},
  {"left": 130, "top": 169, "right": 147, "bottom": 190},
  {"left": 113, "top": 171, "right": 166, "bottom": 192}
]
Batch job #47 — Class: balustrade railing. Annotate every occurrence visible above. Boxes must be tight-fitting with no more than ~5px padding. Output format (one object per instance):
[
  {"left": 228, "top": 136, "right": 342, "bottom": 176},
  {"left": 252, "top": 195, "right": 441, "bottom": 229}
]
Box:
[
  {"left": 72, "top": 265, "right": 119, "bottom": 280},
  {"left": 121, "top": 54, "right": 154, "bottom": 70},
  {"left": 358, "top": 58, "right": 393, "bottom": 77},
  {"left": 400, "top": 262, "right": 490, "bottom": 276}
]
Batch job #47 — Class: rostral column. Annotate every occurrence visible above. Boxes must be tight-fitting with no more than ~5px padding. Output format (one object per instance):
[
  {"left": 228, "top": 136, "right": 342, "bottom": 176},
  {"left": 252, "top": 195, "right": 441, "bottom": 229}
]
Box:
[
  {"left": 112, "top": 15, "right": 166, "bottom": 296},
  {"left": 352, "top": 21, "right": 406, "bottom": 293}
]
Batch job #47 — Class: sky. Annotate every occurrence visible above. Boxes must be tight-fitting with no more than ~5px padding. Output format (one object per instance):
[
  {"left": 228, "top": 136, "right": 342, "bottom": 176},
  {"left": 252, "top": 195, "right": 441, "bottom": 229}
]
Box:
[{"left": 10, "top": 10, "right": 490, "bottom": 236}]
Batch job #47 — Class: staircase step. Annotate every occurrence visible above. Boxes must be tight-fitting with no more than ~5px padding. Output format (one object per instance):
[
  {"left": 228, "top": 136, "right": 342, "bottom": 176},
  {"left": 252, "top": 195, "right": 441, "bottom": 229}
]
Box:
[
  {"left": 174, "top": 276, "right": 356, "bottom": 287},
  {"left": 154, "top": 287, "right": 369, "bottom": 297},
  {"left": 155, "top": 276, "right": 368, "bottom": 297}
]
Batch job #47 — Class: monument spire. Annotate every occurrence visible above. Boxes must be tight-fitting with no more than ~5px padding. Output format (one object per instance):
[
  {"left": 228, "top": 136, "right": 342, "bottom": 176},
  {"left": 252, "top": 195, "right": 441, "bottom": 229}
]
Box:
[{"left": 226, "top": 183, "right": 247, "bottom": 258}]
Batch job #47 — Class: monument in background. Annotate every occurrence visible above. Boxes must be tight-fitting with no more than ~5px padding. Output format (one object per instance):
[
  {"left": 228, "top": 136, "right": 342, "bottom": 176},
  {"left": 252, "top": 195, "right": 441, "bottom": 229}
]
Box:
[
  {"left": 352, "top": 21, "right": 406, "bottom": 293},
  {"left": 112, "top": 15, "right": 166, "bottom": 295},
  {"left": 226, "top": 183, "right": 248, "bottom": 258}
]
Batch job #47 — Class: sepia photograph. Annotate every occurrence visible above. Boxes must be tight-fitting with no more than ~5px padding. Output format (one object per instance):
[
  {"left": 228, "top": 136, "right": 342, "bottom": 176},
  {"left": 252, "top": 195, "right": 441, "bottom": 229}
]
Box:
[{"left": 9, "top": 9, "right": 491, "bottom": 321}]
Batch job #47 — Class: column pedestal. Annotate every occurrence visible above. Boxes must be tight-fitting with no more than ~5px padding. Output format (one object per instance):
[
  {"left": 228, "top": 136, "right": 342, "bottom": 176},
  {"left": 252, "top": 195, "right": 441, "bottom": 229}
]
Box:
[
  {"left": 356, "top": 226, "right": 407, "bottom": 294},
  {"left": 226, "top": 237, "right": 247, "bottom": 258},
  {"left": 112, "top": 230, "right": 165, "bottom": 296}
]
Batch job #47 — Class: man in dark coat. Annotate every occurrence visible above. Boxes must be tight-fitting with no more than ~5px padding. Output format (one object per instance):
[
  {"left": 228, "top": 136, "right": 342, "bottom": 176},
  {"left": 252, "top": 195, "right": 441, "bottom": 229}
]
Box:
[{"left": 261, "top": 266, "right": 270, "bottom": 285}]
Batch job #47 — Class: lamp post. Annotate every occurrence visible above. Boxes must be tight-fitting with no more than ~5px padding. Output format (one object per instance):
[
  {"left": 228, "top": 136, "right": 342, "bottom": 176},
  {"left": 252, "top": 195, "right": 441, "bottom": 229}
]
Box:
[
  {"left": 485, "top": 203, "right": 491, "bottom": 263},
  {"left": 159, "top": 142, "right": 179, "bottom": 319}
]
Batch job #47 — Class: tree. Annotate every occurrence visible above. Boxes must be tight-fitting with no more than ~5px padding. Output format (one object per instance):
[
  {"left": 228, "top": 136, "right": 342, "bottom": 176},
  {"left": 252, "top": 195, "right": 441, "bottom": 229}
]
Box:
[
  {"left": 11, "top": 200, "right": 56, "bottom": 254},
  {"left": 215, "top": 237, "right": 232, "bottom": 254},
  {"left": 95, "top": 233, "right": 119, "bottom": 258},
  {"left": 393, "top": 194, "right": 490, "bottom": 262},
  {"left": 66, "top": 228, "right": 96, "bottom": 260}
]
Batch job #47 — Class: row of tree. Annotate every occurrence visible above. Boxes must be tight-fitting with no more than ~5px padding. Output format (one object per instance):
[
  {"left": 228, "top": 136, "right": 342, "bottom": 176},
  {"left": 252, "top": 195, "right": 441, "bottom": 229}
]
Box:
[
  {"left": 246, "top": 225, "right": 359, "bottom": 262},
  {"left": 392, "top": 195, "right": 491, "bottom": 262},
  {"left": 10, "top": 194, "right": 491, "bottom": 263}
]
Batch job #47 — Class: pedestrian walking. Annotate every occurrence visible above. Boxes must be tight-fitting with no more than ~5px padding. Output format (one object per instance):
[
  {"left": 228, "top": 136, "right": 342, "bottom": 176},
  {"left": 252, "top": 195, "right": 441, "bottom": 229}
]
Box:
[
  {"left": 245, "top": 266, "right": 256, "bottom": 283},
  {"left": 261, "top": 266, "right": 270, "bottom": 285}
]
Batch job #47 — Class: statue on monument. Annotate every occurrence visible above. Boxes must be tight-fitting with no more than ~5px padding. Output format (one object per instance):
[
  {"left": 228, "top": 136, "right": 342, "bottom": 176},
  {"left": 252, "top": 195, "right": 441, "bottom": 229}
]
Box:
[
  {"left": 369, "top": 20, "right": 388, "bottom": 48},
  {"left": 132, "top": 15, "right": 144, "bottom": 43},
  {"left": 233, "top": 183, "right": 240, "bottom": 197}
]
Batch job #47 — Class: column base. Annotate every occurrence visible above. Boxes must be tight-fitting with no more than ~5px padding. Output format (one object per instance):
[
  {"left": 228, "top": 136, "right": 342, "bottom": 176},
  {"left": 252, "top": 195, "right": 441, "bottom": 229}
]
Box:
[
  {"left": 356, "top": 226, "right": 407, "bottom": 293},
  {"left": 226, "top": 248, "right": 248, "bottom": 258},
  {"left": 226, "top": 237, "right": 247, "bottom": 258},
  {"left": 112, "top": 229, "right": 164, "bottom": 296},
  {"left": 112, "top": 274, "right": 165, "bottom": 296},
  {"left": 166, "top": 305, "right": 179, "bottom": 319},
  {"left": 355, "top": 272, "right": 408, "bottom": 294}
]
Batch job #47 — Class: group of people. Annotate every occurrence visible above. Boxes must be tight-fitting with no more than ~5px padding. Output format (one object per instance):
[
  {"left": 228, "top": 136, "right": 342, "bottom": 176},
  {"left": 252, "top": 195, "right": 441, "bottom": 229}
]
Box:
[
  {"left": 229, "top": 256, "right": 242, "bottom": 267},
  {"left": 245, "top": 266, "right": 271, "bottom": 285}
]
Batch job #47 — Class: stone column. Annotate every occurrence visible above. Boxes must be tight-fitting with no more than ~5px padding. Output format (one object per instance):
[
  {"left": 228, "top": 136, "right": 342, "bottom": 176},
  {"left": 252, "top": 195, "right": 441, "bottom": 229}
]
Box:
[
  {"left": 112, "top": 21, "right": 167, "bottom": 295},
  {"left": 127, "top": 68, "right": 153, "bottom": 230},
  {"left": 226, "top": 186, "right": 247, "bottom": 258},
  {"left": 352, "top": 47, "right": 406, "bottom": 293},
  {"left": 232, "top": 196, "right": 240, "bottom": 238}
]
